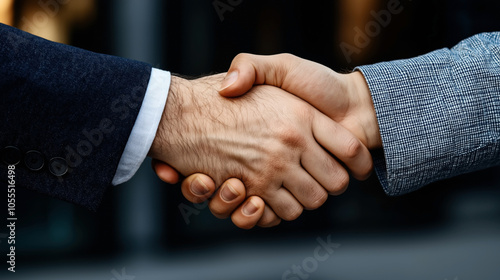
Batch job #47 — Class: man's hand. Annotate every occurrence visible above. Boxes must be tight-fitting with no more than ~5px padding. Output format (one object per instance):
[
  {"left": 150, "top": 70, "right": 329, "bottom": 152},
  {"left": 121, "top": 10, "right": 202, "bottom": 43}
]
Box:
[
  {"left": 148, "top": 73, "right": 373, "bottom": 228},
  {"left": 220, "top": 53, "right": 382, "bottom": 149}
]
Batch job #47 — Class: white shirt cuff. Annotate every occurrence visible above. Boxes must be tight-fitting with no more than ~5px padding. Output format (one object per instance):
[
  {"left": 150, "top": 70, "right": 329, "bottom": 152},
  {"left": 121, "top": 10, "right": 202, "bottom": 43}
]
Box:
[{"left": 111, "top": 68, "right": 171, "bottom": 185}]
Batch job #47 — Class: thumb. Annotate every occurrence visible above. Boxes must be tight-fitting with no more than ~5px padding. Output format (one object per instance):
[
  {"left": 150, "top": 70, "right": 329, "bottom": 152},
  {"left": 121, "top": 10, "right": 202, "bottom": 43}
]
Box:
[
  {"left": 219, "top": 56, "right": 256, "bottom": 97},
  {"left": 219, "top": 53, "right": 295, "bottom": 97}
]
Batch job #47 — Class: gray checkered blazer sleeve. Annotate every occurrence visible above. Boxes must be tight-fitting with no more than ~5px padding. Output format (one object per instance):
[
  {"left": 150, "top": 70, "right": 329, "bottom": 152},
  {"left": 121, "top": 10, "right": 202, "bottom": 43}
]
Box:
[{"left": 356, "top": 32, "right": 500, "bottom": 196}]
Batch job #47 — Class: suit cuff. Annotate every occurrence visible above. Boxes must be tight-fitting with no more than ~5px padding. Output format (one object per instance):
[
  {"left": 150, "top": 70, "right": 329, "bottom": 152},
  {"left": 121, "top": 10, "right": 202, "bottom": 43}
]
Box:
[{"left": 111, "top": 68, "right": 171, "bottom": 185}]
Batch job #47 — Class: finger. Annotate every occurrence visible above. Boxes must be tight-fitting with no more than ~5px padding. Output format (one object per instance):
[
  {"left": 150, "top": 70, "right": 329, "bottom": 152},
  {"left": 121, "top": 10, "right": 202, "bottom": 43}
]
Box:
[
  {"left": 208, "top": 178, "right": 247, "bottom": 219},
  {"left": 301, "top": 142, "right": 350, "bottom": 196},
  {"left": 231, "top": 196, "right": 265, "bottom": 230},
  {"left": 180, "top": 173, "right": 216, "bottom": 204},
  {"left": 219, "top": 53, "right": 298, "bottom": 97},
  {"left": 219, "top": 53, "right": 335, "bottom": 104},
  {"left": 151, "top": 159, "right": 181, "bottom": 184},
  {"left": 282, "top": 168, "right": 328, "bottom": 210},
  {"left": 261, "top": 188, "right": 303, "bottom": 221},
  {"left": 257, "top": 205, "right": 282, "bottom": 228},
  {"left": 312, "top": 112, "right": 373, "bottom": 180}
]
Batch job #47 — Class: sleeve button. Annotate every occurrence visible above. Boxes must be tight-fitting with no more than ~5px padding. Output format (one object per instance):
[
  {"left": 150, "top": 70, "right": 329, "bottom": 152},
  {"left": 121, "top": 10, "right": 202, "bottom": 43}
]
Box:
[
  {"left": 24, "top": 150, "right": 45, "bottom": 171},
  {"left": 49, "top": 157, "right": 69, "bottom": 176},
  {"left": 1, "top": 146, "right": 22, "bottom": 165}
]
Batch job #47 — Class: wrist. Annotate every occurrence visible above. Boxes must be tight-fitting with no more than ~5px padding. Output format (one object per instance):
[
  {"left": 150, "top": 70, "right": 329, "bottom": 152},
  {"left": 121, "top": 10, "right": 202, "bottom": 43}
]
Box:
[
  {"left": 346, "top": 71, "right": 382, "bottom": 149},
  {"left": 148, "top": 75, "right": 191, "bottom": 161},
  {"left": 148, "top": 74, "right": 227, "bottom": 178}
]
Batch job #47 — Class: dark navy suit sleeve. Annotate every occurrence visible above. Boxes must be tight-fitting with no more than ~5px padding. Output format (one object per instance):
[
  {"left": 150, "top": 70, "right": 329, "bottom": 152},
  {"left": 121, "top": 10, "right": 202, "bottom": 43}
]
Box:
[{"left": 0, "top": 23, "right": 152, "bottom": 211}]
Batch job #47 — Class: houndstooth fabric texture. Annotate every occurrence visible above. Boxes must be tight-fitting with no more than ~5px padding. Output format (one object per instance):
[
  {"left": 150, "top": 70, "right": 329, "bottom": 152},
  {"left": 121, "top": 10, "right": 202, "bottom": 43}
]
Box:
[{"left": 357, "top": 32, "right": 500, "bottom": 196}]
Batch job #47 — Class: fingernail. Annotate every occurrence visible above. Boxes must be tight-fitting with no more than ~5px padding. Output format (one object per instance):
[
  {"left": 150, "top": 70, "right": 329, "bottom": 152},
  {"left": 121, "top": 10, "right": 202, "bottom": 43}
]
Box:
[
  {"left": 220, "top": 183, "right": 239, "bottom": 202},
  {"left": 242, "top": 199, "right": 259, "bottom": 216},
  {"left": 191, "top": 177, "right": 209, "bottom": 196},
  {"left": 220, "top": 71, "right": 238, "bottom": 91}
]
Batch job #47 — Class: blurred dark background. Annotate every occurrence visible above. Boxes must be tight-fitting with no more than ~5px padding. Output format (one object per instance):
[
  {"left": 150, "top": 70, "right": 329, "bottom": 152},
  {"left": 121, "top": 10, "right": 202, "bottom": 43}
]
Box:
[{"left": 1, "top": 0, "right": 500, "bottom": 279}]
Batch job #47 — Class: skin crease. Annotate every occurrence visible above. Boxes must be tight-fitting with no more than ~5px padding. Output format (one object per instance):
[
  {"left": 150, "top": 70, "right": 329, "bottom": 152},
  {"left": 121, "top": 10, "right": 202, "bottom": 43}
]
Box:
[{"left": 151, "top": 54, "right": 380, "bottom": 229}]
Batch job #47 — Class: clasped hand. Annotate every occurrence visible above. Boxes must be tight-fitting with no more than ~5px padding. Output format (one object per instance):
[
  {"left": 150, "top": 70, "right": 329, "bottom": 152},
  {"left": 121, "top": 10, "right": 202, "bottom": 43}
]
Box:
[{"left": 148, "top": 54, "right": 381, "bottom": 229}]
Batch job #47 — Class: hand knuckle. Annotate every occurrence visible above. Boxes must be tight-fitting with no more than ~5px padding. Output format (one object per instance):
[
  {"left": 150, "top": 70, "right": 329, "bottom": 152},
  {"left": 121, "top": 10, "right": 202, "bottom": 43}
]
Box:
[
  {"left": 277, "top": 127, "right": 306, "bottom": 149},
  {"left": 306, "top": 190, "right": 328, "bottom": 210},
  {"left": 234, "top": 52, "right": 250, "bottom": 61},
  {"left": 279, "top": 53, "right": 296, "bottom": 60},
  {"left": 328, "top": 170, "right": 350, "bottom": 195},
  {"left": 344, "top": 137, "right": 363, "bottom": 159},
  {"left": 283, "top": 205, "right": 303, "bottom": 221}
]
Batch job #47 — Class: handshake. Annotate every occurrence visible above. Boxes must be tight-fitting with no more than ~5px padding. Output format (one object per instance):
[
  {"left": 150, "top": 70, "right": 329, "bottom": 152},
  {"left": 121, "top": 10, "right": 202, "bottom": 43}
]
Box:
[{"left": 148, "top": 54, "right": 382, "bottom": 229}]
